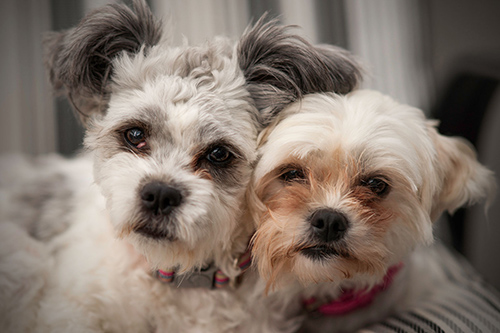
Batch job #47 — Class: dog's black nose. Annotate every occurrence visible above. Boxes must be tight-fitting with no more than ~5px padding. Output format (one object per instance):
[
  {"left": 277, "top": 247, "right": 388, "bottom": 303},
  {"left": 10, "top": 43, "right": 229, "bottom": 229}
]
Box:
[
  {"left": 310, "top": 209, "right": 349, "bottom": 243},
  {"left": 140, "top": 182, "right": 182, "bottom": 215}
]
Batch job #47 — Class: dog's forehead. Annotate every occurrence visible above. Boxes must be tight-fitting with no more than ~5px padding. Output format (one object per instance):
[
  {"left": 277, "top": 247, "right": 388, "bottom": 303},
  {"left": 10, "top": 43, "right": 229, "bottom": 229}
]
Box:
[
  {"left": 101, "top": 39, "right": 258, "bottom": 147},
  {"left": 258, "top": 90, "right": 435, "bottom": 181},
  {"left": 111, "top": 38, "right": 239, "bottom": 93}
]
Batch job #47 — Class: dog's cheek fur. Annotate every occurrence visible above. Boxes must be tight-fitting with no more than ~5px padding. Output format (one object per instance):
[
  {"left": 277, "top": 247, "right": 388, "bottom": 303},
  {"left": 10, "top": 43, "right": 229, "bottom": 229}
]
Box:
[
  {"left": 251, "top": 181, "right": 312, "bottom": 291},
  {"left": 192, "top": 153, "right": 252, "bottom": 199}
]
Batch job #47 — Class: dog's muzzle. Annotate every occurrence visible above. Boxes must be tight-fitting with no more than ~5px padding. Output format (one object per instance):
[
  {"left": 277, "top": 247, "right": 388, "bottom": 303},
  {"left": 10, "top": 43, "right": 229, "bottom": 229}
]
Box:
[{"left": 133, "top": 181, "right": 183, "bottom": 240}]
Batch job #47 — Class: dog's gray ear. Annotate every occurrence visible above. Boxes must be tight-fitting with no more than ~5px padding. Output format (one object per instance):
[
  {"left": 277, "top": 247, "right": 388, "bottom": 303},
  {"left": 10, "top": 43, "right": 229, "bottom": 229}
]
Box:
[
  {"left": 43, "top": 0, "right": 162, "bottom": 123},
  {"left": 238, "top": 15, "right": 362, "bottom": 125}
]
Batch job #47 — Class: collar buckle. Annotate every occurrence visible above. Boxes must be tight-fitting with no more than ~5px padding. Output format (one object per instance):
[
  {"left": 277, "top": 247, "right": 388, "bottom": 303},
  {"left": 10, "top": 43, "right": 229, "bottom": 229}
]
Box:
[
  {"left": 157, "top": 263, "right": 219, "bottom": 289},
  {"left": 155, "top": 248, "right": 252, "bottom": 290}
]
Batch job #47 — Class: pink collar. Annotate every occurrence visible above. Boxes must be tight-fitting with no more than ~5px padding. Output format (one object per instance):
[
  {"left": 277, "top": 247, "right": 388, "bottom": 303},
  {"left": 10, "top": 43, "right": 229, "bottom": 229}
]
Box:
[{"left": 303, "top": 263, "right": 403, "bottom": 316}]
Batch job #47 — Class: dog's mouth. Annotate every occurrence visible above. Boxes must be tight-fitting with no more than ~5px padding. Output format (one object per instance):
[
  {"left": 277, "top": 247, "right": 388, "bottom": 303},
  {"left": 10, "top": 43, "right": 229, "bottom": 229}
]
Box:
[
  {"left": 133, "top": 223, "right": 177, "bottom": 241},
  {"left": 300, "top": 244, "right": 349, "bottom": 261}
]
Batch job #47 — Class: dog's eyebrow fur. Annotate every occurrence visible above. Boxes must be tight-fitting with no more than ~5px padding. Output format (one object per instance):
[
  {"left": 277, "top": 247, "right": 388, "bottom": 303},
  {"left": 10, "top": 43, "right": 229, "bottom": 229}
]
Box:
[{"left": 238, "top": 14, "right": 362, "bottom": 125}]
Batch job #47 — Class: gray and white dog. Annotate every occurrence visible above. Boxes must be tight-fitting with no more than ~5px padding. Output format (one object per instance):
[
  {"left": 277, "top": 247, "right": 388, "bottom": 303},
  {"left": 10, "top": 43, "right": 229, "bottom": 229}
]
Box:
[{"left": 0, "top": 0, "right": 361, "bottom": 332}]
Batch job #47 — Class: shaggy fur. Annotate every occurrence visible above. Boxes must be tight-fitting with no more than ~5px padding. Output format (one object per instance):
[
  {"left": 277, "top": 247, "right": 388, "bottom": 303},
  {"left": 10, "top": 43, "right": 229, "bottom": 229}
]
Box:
[
  {"left": 0, "top": 0, "right": 362, "bottom": 332},
  {"left": 248, "top": 90, "right": 495, "bottom": 332}
]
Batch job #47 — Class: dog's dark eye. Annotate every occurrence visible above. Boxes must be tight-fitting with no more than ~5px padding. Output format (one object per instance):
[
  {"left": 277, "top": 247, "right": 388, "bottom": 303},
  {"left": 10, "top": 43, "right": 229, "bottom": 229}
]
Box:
[
  {"left": 206, "top": 146, "right": 233, "bottom": 165},
  {"left": 125, "top": 128, "right": 146, "bottom": 148},
  {"left": 280, "top": 168, "right": 306, "bottom": 183},
  {"left": 362, "top": 178, "right": 390, "bottom": 196}
]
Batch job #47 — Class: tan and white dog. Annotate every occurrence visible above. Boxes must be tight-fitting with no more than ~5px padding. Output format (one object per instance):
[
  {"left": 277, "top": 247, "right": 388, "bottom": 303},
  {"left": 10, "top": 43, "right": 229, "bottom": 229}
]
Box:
[{"left": 249, "top": 90, "right": 495, "bottom": 332}]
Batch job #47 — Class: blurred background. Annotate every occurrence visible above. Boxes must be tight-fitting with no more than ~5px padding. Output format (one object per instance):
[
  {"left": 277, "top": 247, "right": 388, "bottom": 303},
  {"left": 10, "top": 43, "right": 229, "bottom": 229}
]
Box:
[{"left": 1, "top": 0, "right": 499, "bottom": 289}]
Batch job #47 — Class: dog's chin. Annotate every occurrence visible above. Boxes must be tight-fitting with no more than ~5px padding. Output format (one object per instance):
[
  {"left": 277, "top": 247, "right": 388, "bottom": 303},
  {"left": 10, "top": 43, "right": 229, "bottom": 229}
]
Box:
[
  {"left": 300, "top": 243, "right": 350, "bottom": 262},
  {"left": 301, "top": 245, "right": 340, "bottom": 261},
  {"left": 133, "top": 224, "right": 177, "bottom": 241},
  {"left": 129, "top": 214, "right": 179, "bottom": 241}
]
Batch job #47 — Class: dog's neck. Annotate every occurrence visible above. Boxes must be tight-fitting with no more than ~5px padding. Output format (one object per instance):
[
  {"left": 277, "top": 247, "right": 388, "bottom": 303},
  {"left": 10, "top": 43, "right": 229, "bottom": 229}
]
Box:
[
  {"left": 155, "top": 248, "right": 252, "bottom": 289},
  {"left": 151, "top": 213, "right": 255, "bottom": 289},
  {"left": 303, "top": 263, "right": 404, "bottom": 316}
]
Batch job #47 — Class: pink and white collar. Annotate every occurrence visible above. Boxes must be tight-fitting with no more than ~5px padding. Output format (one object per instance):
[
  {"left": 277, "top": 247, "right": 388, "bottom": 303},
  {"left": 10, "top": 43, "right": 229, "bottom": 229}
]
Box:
[{"left": 303, "top": 263, "right": 404, "bottom": 316}]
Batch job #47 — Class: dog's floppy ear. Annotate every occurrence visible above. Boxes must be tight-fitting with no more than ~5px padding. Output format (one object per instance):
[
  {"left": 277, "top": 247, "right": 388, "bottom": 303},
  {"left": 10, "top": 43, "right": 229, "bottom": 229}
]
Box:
[
  {"left": 238, "top": 15, "right": 362, "bottom": 125},
  {"left": 43, "top": 0, "right": 162, "bottom": 123},
  {"left": 429, "top": 125, "right": 495, "bottom": 220}
]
